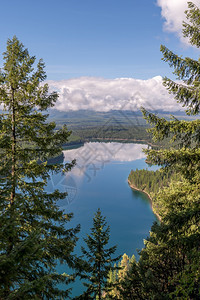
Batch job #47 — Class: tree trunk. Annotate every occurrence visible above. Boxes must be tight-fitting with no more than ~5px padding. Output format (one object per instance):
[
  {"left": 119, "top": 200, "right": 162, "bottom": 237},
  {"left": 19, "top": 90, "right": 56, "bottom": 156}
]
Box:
[{"left": 10, "top": 87, "right": 16, "bottom": 205}]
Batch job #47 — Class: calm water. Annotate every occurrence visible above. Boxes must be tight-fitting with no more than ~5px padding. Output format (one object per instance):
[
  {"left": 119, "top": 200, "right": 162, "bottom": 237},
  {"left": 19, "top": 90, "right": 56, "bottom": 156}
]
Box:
[{"left": 47, "top": 142, "right": 157, "bottom": 296}]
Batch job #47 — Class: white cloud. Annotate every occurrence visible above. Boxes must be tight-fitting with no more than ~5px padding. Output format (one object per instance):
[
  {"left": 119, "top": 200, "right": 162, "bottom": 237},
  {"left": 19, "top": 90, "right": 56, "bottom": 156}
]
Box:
[
  {"left": 47, "top": 76, "right": 181, "bottom": 112},
  {"left": 157, "top": 0, "right": 199, "bottom": 43}
]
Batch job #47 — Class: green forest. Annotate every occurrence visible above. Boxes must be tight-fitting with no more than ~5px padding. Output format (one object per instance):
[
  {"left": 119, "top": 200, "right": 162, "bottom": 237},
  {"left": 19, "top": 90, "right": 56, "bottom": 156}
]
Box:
[
  {"left": 0, "top": 2, "right": 200, "bottom": 299},
  {"left": 65, "top": 125, "right": 152, "bottom": 146},
  {"left": 128, "top": 168, "right": 173, "bottom": 196},
  {"left": 128, "top": 168, "right": 178, "bottom": 218}
]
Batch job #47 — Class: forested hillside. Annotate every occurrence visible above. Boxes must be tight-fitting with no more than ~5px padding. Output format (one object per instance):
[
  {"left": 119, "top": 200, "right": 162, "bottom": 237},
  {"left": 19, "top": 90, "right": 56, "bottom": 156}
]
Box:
[
  {"left": 128, "top": 168, "right": 173, "bottom": 195},
  {"left": 47, "top": 109, "right": 197, "bottom": 148},
  {"left": 128, "top": 169, "right": 180, "bottom": 218}
]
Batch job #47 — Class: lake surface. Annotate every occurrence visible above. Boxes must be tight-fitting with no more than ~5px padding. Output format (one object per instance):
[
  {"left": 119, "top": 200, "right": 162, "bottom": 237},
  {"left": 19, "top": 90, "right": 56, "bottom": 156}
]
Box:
[{"left": 47, "top": 142, "right": 157, "bottom": 296}]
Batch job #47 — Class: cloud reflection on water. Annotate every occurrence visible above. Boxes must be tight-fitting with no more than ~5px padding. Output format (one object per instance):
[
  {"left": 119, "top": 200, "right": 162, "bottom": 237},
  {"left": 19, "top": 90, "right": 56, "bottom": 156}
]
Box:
[{"left": 63, "top": 142, "right": 147, "bottom": 180}]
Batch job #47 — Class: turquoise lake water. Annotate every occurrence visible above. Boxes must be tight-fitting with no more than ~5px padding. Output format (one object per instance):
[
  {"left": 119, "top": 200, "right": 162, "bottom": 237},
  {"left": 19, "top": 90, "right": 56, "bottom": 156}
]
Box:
[{"left": 47, "top": 142, "right": 158, "bottom": 297}]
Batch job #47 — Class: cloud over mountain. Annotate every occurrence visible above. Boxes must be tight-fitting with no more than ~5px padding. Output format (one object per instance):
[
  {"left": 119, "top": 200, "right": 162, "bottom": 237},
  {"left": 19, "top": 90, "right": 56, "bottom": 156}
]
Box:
[
  {"left": 157, "top": 0, "right": 199, "bottom": 43},
  {"left": 47, "top": 76, "right": 182, "bottom": 112}
]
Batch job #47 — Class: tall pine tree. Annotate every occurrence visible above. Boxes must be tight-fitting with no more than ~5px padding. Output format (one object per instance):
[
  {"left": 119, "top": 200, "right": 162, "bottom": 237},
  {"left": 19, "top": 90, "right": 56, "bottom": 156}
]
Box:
[
  {"left": 0, "top": 36, "right": 80, "bottom": 299},
  {"left": 80, "top": 209, "right": 120, "bottom": 300}
]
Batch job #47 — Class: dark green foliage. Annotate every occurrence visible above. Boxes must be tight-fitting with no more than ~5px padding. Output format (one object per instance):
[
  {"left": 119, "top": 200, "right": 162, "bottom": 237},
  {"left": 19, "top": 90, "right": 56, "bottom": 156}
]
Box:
[
  {"left": 183, "top": 2, "right": 200, "bottom": 49},
  {"left": 105, "top": 254, "right": 142, "bottom": 300},
  {"left": 79, "top": 209, "right": 120, "bottom": 300},
  {"left": 0, "top": 37, "right": 80, "bottom": 299},
  {"left": 128, "top": 168, "right": 174, "bottom": 195},
  {"left": 117, "top": 258, "right": 144, "bottom": 300},
  {"left": 72, "top": 125, "right": 152, "bottom": 144},
  {"left": 128, "top": 169, "right": 182, "bottom": 217},
  {"left": 159, "top": 4, "right": 200, "bottom": 115}
]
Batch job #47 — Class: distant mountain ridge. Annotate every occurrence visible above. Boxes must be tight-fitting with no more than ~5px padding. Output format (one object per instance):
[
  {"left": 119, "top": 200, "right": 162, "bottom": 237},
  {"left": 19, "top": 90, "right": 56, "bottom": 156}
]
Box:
[{"left": 47, "top": 109, "right": 197, "bottom": 129}]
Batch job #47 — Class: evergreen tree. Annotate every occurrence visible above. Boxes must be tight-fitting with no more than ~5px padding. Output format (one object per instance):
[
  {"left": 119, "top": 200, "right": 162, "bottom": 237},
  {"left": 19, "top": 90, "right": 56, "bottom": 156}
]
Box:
[
  {"left": 107, "top": 253, "right": 140, "bottom": 300},
  {"left": 79, "top": 209, "right": 120, "bottom": 300},
  {"left": 117, "top": 253, "right": 130, "bottom": 283},
  {"left": 118, "top": 257, "right": 144, "bottom": 300},
  {"left": 0, "top": 36, "right": 80, "bottom": 299}
]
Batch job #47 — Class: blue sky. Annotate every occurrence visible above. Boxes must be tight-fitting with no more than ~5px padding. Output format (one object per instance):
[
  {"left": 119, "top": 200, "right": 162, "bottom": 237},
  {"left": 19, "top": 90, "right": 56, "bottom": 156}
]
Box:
[
  {"left": 0, "top": 0, "right": 197, "bottom": 80},
  {"left": 0, "top": 0, "right": 199, "bottom": 111}
]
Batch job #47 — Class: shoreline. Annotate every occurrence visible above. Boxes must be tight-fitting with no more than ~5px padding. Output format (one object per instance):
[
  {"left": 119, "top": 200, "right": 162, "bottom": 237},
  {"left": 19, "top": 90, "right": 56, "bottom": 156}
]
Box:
[
  {"left": 87, "top": 137, "right": 158, "bottom": 147},
  {"left": 128, "top": 179, "right": 161, "bottom": 222}
]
